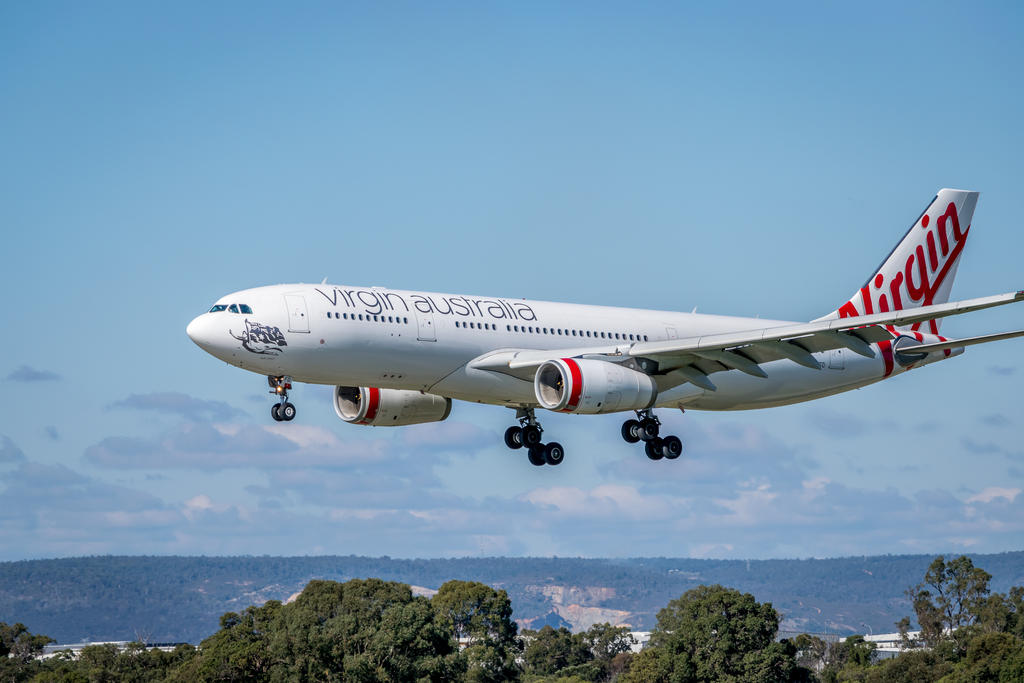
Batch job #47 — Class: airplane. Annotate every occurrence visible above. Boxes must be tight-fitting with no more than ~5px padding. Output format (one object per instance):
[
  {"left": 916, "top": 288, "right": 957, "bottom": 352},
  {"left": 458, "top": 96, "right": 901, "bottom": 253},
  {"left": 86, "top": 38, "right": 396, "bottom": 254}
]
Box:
[{"left": 186, "top": 188, "right": 1024, "bottom": 467}]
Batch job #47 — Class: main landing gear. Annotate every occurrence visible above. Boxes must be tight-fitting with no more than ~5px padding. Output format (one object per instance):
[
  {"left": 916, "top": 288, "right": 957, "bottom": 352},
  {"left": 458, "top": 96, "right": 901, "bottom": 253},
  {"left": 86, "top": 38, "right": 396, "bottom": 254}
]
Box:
[
  {"left": 621, "top": 409, "right": 682, "bottom": 461},
  {"left": 268, "top": 375, "right": 296, "bottom": 422},
  {"left": 504, "top": 408, "right": 564, "bottom": 466}
]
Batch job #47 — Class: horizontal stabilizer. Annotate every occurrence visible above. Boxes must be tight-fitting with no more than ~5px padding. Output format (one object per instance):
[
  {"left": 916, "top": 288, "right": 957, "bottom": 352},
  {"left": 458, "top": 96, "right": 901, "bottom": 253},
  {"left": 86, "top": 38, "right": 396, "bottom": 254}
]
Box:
[{"left": 899, "top": 329, "right": 1024, "bottom": 355}]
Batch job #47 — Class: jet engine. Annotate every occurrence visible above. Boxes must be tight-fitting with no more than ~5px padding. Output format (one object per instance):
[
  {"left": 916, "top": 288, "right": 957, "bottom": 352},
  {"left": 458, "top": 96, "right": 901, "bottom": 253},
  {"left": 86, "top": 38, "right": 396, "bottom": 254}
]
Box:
[
  {"left": 333, "top": 386, "right": 452, "bottom": 426},
  {"left": 534, "top": 358, "right": 657, "bottom": 414}
]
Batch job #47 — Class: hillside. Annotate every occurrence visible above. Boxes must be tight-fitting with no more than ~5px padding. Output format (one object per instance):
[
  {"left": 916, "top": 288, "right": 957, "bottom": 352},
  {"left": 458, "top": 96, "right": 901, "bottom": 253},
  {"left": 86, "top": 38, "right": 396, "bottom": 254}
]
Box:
[{"left": 1, "top": 553, "right": 1022, "bottom": 644}]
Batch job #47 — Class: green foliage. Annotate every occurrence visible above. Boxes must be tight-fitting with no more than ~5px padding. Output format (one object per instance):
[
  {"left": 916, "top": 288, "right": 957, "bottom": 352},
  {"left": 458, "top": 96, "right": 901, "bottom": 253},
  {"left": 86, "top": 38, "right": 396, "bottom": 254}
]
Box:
[
  {"left": 940, "top": 632, "right": 1024, "bottom": 682},
  {"left": 175, "top": 578, "right": 461, "bottom": 682},
  {"left": 523, "top": 626, "right": 590, "bottom": 676},
  {"left": 0, "top": 622, "right": 56, "bottom": 683},
  {"left": 907, "top": 556, "right": 993, "bottom": 652},
  {"left": 792, "top": 633, "right": 828, "bottom": 672},
  {"left": 521, "top": 622, "right": 634, "bottom": 682},
  {"left": 431, "top": 580, "right": 520, "bottom": 682},
  {"left": 620, "top": 584, "right": 796, "bottom": 683},
  {"left": 853, "top": 649, "right": 952, "bottom": 682},
  {"left": 0, "top": 621, "right": 54, "bottom": 661},
  {"left": 831, "top": 635, "right": 877, "bottom": 670}
]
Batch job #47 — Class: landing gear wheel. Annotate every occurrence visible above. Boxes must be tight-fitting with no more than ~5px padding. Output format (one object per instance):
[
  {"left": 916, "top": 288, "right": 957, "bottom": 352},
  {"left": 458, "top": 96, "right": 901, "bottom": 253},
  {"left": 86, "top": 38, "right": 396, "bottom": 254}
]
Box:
[
  {"left": 268, "top": 376, "right": 294, "bottom": 423},
  {"left": 645, "top": 438, "right": 665, "bottom": 460},
  {"left": 522, "top": 425, "right": 543, "bottom": 448},
  {"left": 621, "top": 419, "right": 641, "bottom": 444},
  {"left": 544, "top": 442, "right": 565, "bottom": 466},
  {"left": 661, "top": 435, "right": 682, "bottom": 459},
  {"left": 639, "top": 420, "right": 660, "bottom": 441},
  {"left": 504, "top": 426, "right": 524, "bottom": 450},
  {"left": 527, "top": 445, "right": 546, "bottom": 466}
]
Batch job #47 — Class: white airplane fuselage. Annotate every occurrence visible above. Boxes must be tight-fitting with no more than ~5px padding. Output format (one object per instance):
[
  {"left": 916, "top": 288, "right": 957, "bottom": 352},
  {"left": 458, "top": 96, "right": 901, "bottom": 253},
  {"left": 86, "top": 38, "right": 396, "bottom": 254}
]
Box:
[
  {"left": 187, "top": 189, "right": 1024, "bottom": 465},
  {"left": 186, "top": 283, "right": 910, "bottom": 413}
]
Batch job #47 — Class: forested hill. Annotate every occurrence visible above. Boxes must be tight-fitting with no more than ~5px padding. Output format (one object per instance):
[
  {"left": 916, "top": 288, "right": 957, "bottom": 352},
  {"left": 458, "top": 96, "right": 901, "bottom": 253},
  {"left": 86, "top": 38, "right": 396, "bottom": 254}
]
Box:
[{"left": 2, "top": 553, "right": 1022, "bottom": 645}]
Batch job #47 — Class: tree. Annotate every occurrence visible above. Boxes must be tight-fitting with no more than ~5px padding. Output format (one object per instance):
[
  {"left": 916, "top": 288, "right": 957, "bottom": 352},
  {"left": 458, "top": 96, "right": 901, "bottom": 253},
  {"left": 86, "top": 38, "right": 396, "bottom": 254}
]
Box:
[
  {"left": 792, "top": 633, "right": 828, "bottom": 673},
  {"left": 0, "top": 621, "right": 54, "bottom": 661},
  {"left": 523, "top": 625, "right": 590, "bottom": 676},
  {"left": 365, "top": 597, "right": 461, "bottom": 682},
  {"left": 176, "top": 602, "right": 282, "bottom": 681},
  {"left": 859, "top": 650, "right": 952, "bottom": 683},
  {"left": 431, "top": 580, "right": 520, "bottom": 681},
  {"left": 620, "top": 584, "right": 798, "bottom": 683},
  {"left": 172, "top": 578, "right": 464, "bottom": 683},
  {"left": 0, "top": 622, "right": 54, "bottom": 683},
  {"left": 579, "top": 622, "right": 634, "bottom": 663},
  {"left": 906, "top": 555, "right": 992, "bottom": 651},
  {"left": 831, "top": 635, "right": 875, "bottom": 669},
  {"left": 942, "top": 632, "right": 1024, "bottom": 682}
]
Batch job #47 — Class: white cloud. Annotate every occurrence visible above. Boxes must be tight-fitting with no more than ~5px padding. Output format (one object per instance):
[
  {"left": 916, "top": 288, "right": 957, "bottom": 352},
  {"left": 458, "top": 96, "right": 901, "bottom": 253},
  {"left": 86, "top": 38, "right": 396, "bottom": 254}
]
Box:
[{"left": 966, "top": 487, "right": 1020, "bottom": 504}]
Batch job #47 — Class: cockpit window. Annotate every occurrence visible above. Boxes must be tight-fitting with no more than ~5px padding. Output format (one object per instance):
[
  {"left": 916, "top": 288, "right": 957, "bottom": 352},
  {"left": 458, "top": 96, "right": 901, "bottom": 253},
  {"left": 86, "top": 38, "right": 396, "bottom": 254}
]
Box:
[
  {"left": 228, "top": 304, "right": 239, "bottom": 313},
  {"left": 239, "top": 304, "right": 253, "bottom": 314},
  {"left": 209, "top": 304, "right": 228, "bottom": 313}
]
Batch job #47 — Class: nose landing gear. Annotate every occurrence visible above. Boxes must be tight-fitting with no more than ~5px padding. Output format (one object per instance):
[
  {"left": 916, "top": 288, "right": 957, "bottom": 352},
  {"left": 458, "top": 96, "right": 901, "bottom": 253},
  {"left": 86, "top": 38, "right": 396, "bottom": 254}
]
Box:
[
  {"left": 268, "top": 375, "right": 296, "bottom": 422},
  {"left": 504, "top": 408, "right": 564, "bottom": 466},
  {"left": 623, "top": 410, "right": 682, "bottom": 461}
]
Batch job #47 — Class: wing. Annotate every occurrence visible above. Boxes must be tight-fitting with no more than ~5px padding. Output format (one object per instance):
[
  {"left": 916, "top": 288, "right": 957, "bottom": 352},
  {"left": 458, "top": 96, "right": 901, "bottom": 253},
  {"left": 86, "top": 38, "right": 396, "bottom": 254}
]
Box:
[{"left": 470, "top": 290, "right": 1024, "bottom": 390}]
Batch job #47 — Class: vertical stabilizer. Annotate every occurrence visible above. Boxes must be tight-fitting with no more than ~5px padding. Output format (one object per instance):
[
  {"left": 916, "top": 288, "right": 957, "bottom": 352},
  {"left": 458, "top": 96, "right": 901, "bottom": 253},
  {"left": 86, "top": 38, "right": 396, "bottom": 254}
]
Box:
[{"left": 818, "top": 188, "right": 979, "bottom": 334}]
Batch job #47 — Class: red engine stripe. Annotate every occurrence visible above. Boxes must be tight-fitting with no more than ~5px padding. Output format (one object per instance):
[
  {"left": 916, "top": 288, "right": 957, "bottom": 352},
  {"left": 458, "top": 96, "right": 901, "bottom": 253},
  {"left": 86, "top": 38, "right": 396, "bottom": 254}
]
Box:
[
  {"left": 360, "top": 387, "right": 381, "bottom": 424},
  {"left": 562, "top": 358, "right": 583, "bottom": 412}
]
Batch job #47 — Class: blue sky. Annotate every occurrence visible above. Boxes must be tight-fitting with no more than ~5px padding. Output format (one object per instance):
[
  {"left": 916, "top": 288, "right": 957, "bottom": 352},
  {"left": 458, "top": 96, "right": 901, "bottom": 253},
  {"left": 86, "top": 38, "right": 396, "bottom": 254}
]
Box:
[{"left": 2, "top": 1, "right": 1023, "bottom": 561}]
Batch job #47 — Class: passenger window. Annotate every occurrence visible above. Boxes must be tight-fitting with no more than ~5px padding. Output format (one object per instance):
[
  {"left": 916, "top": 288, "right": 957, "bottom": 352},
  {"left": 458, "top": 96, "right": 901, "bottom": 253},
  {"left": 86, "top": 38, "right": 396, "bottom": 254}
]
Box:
[
  {"left": 239, "top": 304, "right": 253, "bottom": 314},
  {"left": 228, "top": 304, "right": 239, "bottom": 314}
]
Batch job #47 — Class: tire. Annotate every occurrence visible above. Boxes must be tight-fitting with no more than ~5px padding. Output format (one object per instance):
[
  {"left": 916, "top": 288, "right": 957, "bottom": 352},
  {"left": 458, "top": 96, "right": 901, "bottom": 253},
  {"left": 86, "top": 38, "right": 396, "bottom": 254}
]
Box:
[
  {"left": 528, "top": 445, "right": 546, "bottom": 466},
  {"left": 544, "top": 442, "right": 565, "bottom": 466},
  {"left": 522, "top": 425, "right": 543, "bottom": 447},
  {"left": 271, "top": 404, "right": 283, "bottom": 421},
  {"left": 621, "top": 419, "right": 641, "bottom": 443},
  {"left": 504, "top": 426, "right": 524, "bottom": 450},
  {"left": 662, "top": 435, "right": 682, "bottom": 459},
  {"left": 281, "top": 402, "right": 296, "bottom": 421},
  {"left": 645, "top": 438, "right": 664, "bottom": 460},
  {"left": 640, "top": 420, "right": 660, "bottom": 441}
]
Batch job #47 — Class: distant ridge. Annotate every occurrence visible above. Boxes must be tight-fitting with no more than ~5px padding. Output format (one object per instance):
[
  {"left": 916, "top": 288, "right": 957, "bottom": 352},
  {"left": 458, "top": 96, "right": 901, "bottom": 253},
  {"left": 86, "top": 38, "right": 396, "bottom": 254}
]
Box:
[{"left": 1, "top": 552, "right": 1022, "bottom": 644}]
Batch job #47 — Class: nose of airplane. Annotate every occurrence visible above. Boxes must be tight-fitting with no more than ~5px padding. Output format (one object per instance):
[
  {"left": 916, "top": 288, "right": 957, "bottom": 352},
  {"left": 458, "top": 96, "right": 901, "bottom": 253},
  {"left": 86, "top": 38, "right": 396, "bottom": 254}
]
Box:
[{"left": 186, "top": 314, "right": 213, "bottom": 350}]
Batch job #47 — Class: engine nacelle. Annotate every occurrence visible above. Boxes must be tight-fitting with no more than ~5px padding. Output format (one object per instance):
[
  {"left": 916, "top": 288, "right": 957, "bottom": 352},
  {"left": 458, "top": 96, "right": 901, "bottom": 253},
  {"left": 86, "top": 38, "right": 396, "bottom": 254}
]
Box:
[
  {"left": 534, "top": 358, "right": 657, "bottom": 414},
  {"left": 333, "top": 386, "right": 452, "bottom": 426}
]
